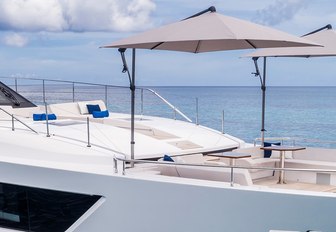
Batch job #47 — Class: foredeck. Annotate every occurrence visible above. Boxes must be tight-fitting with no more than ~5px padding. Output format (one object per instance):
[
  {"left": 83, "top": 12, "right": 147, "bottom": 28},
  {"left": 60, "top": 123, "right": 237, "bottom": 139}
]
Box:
[{"left": 254, "top": 176, "right": 336, "bottom": 193}]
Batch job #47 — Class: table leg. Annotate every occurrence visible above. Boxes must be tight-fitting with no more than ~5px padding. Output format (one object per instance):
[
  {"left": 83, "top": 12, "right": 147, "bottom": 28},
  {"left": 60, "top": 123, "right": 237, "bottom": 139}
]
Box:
[{"left": 278, "top": 151, "right": 285, "bottom": 184}]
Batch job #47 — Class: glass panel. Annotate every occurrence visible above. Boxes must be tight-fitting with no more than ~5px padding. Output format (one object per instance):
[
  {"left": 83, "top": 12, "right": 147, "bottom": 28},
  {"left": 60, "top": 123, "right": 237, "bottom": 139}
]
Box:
[{"left": 0, "top": 183, "right": 101, "bottom": 232}]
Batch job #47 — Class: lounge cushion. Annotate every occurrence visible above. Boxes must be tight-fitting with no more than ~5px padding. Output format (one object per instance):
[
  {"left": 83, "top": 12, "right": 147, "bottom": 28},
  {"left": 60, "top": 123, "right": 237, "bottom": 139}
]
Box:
[
  {"left": 263, "top": 142, "right": 281, "bottom": 158},
  {"left": 33, "top": 113, "right": 43, "bottom": 121},
  {"left": 87, "top": 104, "right": 101, "bottom": 114},
  {"left": 92, "top": 110, "right": 109, "bottom": 118},
  {"left": 33, "top": 113, "right": 57, "bottom": 121}
]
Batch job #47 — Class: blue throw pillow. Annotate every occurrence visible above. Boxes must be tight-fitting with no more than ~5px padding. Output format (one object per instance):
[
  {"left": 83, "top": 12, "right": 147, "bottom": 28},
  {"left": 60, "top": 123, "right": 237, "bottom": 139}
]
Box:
[
  {"left": 92, "top": 110, "right": 109, "bottom": 118},
  {"left": 263, "top": 142, "right": 281, "bottom": 158},
  {"left": 87, "top": 104, "right": 101, "bottom": 114},
  {"left": 47, "top": 113, "right": 57, "bottom": 120},
  {"left": 163, "top": 155, "right": 174, "bottom": 162}
]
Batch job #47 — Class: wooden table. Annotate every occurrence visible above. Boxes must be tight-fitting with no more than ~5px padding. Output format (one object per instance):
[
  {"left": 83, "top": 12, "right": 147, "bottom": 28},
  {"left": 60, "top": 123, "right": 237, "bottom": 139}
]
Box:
[
  {"left": 261, "top": 146, "right": 306, "bottom": 184},
  {"left": 207, "top": 152, "right": 251, "bottom": 187},
  {"left": 207, "top": 152, "right": 251, "bottom": 166}
]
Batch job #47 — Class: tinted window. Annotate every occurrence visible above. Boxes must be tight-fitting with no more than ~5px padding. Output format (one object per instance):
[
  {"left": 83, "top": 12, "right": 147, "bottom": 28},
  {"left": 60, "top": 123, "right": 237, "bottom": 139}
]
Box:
[{"left": 0, "top": 182, "right": 101, "bottom": 232}]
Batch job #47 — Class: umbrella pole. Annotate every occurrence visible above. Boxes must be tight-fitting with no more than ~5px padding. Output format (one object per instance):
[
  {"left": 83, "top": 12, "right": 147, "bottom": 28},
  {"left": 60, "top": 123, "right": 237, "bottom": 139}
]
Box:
[
  {"left": 261, "top": 57, "right": 267, "bottom": 146},
  {"left": 130, "top": 48, "right": 136, "bottom": 167}
]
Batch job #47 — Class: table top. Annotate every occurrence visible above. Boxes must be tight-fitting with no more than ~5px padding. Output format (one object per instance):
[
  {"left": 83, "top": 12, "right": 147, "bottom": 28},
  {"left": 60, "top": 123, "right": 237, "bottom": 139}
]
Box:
[
  {"left": 207, "top": 152, "right": 251, "bottom": 159},
  {"left": 260, "top": 146, "right": 306, "bottom": 152}
]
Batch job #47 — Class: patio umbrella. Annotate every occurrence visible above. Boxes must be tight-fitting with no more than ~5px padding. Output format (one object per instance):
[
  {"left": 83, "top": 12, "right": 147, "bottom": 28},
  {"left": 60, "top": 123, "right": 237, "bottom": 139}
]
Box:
[
  {"left": 101, "top": 6, "right": 320, "bottom": 161},
  {"left": 244, "top": 24, "right": 335, "bottom": 145}
]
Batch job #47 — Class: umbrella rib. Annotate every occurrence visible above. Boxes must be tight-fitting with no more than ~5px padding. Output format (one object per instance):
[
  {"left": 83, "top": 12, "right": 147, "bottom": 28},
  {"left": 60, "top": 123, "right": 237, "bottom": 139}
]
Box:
[
  {"left": 151, "top": 42, "right": 164, "bottom": 50},
  {"left": 194, "top": 40, "right": 201, "bottom": 53},
  {"left": 245, "top": 40, "right": 257, "bottom": 49}
]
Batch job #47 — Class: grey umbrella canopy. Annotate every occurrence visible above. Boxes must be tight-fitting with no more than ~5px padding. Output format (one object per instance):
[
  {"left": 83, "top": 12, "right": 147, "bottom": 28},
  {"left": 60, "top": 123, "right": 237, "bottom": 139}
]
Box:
[
  {"left": 245, "top": 24, "right": 336, "bottom": 57},
  {"left": 101, "top": 6, "right": 320, "bottom": 161},
  {"left": 244, "top": 25, "right": 335, "bottom": 145},
  {"left": 102, "top": 7, "right": 319, "bottom": 52}
]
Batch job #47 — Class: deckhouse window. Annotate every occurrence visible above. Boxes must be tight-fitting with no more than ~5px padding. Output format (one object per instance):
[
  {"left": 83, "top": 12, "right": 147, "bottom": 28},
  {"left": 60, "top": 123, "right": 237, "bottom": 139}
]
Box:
[{"left": 0, "top": 182, "right": 101, "bottom": 232}]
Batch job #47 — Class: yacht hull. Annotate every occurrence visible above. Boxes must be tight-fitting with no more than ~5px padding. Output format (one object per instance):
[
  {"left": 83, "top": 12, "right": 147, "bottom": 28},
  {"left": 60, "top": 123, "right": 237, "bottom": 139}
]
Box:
[{"left": 0, "top": 161, "right": 334, "bottom": 232}]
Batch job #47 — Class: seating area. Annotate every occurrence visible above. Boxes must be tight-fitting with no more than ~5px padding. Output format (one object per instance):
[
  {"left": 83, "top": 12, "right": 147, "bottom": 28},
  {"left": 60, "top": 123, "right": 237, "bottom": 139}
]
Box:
[{"left": 157, "top": 154, "right": 253, "bottom": 186}]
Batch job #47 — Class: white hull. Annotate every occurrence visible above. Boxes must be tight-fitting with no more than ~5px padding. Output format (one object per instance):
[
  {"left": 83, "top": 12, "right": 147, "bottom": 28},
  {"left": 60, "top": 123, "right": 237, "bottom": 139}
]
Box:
[
  {"left": 0, "top": 99, "right": 335, "bottom": 232},
  {"left": 0, "top": 161, "right": 334, "bottom": 232}
]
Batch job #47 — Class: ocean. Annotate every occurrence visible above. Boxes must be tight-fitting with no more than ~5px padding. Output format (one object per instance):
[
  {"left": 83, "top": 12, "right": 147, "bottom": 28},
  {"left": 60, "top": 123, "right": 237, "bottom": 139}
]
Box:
[{"left": 10, "top": 82, "right": 336, "bottom": 148}]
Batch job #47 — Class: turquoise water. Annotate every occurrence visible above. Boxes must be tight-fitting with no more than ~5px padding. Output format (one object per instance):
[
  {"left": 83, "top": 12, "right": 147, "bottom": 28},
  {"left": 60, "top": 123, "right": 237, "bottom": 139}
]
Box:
[
  {"left": 150, "top": 87, "right": 336, "bottom": 148},
  {"left": 12, "top": 83, "right": 336, "bottom": 148}
]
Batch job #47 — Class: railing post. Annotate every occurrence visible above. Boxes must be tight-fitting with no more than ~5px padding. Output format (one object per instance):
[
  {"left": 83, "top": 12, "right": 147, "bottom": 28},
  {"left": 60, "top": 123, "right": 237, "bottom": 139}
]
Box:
[
  {"left": 11, "top": 114, "right": 14, "bottom": 131},
  {"left": 141, "top": 88, "right": 144, "bottom": 116},
  {"left": 221, "top": 110, "right": 225, "bottom": 134},
  {"left": 113, "top": 157, "right": 118, "bottom": 173},
  {"left": 230, "top": 167, "right": 234, "bottom": 187},
  {"left": 42, "top": 80, "right": 46, "bottom": 103},
  {"left": 72, "top": 82, "right": 75, "bottom": 102},
  {"left": 87, "top": 117, "right": 91, "bottom": 147},
  {"left": 122, "top": 160, "right": 126, "bottom": 175},
  {"left": 196, "top": 97, "right": 199, "bottom": 125},
  {"left": 45, "top": 102, "right": 50, "bottom": 137},
  {"left": 15, "top": 78, "right": 18, "bottom": 92},
  {"left": 105, "top": 85, "right": 108, "bottom": 107}
]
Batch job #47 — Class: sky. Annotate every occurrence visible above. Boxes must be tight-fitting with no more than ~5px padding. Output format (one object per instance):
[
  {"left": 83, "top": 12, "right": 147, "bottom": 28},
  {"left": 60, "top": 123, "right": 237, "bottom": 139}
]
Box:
[{"left": 0, "top": 0, "right": 335, "bottom": 86}]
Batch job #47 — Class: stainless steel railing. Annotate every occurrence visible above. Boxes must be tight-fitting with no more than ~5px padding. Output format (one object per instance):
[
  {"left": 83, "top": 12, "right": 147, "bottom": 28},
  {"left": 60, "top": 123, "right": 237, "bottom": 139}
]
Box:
[
  {"left": 0, "top": 107, "right": 38, "bottom": 134},
  {"left": 0, "top": 76, "right": 192, "bottom": 123},
  {"left": 113, "top": 155, "right": 336, "bottom": 187},
  {"left": 145, "top": 88, "right": 192, "bottom": 122},
  {"left": 254, "top": 137, "right": 295, "bottom": 146},
  {"left": 254, "top": 136, "right": 336, "bottom": 148}
]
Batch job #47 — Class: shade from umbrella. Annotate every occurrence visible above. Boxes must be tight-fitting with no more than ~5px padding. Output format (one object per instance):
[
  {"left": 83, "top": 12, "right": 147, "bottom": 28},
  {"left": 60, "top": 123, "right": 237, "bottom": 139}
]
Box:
[
  {"left": 245, "top": 25, "right": 336, "bottom": 58},
  {"left": 102, "top": 10, "right": 320, "bottom": 52}
]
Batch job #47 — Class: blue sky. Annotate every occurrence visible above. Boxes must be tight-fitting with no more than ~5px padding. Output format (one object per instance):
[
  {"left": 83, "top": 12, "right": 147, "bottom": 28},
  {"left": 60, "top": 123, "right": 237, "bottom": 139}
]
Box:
[{"left": 0, "top": 0, "right": 335, "bottom": 86}]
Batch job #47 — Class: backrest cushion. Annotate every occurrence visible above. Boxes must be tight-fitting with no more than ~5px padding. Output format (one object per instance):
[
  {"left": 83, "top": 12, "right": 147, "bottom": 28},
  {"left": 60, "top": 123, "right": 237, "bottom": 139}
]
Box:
[{"left": 264, "top": 142, "right": 281, "bottom": 158}]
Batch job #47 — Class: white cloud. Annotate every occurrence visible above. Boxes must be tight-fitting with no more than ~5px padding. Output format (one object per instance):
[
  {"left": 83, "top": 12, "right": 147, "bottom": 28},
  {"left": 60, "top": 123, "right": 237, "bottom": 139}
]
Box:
[
  {"left": 0, "top": 0, "right": 156, "bottom": 32},
  {"left": 63, "top": 0, "right": 156, "bottom": 32},
  {"left": 0, "top": 0, "right": 67, "bottom": 31},
  {"left": 253, "top": 0, "right": 308, "bottom": 26},
  {"left": 3, "top": 33, "right": 28, "bottom": 47}
]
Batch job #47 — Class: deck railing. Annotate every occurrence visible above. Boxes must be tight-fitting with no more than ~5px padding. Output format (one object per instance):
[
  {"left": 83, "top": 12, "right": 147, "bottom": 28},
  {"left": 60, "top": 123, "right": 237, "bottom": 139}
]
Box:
[
  {"left": 0, "top": 76, "right": 192, "bottom": 123},
  {"left": 0, "top": 107, "right": 38, "bottom": 134},
  {"left": 113, "top": 155, "right": 336, "bottom": 187},
  {"left": 254, "top": 136, "right": 336, "bottom": 148}
]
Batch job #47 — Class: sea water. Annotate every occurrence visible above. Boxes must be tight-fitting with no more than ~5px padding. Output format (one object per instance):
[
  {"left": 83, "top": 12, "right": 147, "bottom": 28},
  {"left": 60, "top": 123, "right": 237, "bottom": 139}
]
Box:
[
  {"left": 14, "top": 83, "right": 336, "bottom": 148},
  {"left": 147, "top": 86, "right": 336, "bottom": 148}
]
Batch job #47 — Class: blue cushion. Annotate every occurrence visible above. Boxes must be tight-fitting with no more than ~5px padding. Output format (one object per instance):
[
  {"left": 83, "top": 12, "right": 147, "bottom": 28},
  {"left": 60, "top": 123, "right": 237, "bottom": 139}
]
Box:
[
  {"left": 87, "top": 104, "right": 101, "bottom": 114},
  {"left": 92, "top": 110, "right": 109, "bottom": 118},
  {"left": 263, "top": 142, "right": 281, "bottom": 158},
  {"left": 33, "top": 113, "right": 43, "bottom": 121},
  {"left": 33, "top": 113, "right": 57, "bottom": 121},
  {"left": 163, "top": 155, "right": 174, "bottom": 162},
  {"left": 41, "top": 113, "right": 57, "bottom": 121}
]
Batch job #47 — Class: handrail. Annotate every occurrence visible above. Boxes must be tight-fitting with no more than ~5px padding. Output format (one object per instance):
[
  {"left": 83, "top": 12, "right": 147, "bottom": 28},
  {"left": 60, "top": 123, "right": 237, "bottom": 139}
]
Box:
[
  {"left": 114, "top": 156, "right": 336, "bottom": 173},
  {"left": 0, "top": 107, "right": 38, "bottom": 134},
  {"left": 144, "top": 88, "right": 193, "bottom": 122},
  {"left": 0, "top": 76, "right": 129, "bottom": 89},
  {"left": 0, "top": 76, "right": 193, "bottom": 123},
  {"left": 255, "top": 136, "right": 336, "bottom": 146},
  {"left": 113, "top": 156, "right": 336, "bottom": 187},
  {"left": 254, "top": 137, "right": 295, "bottom": 146}
]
